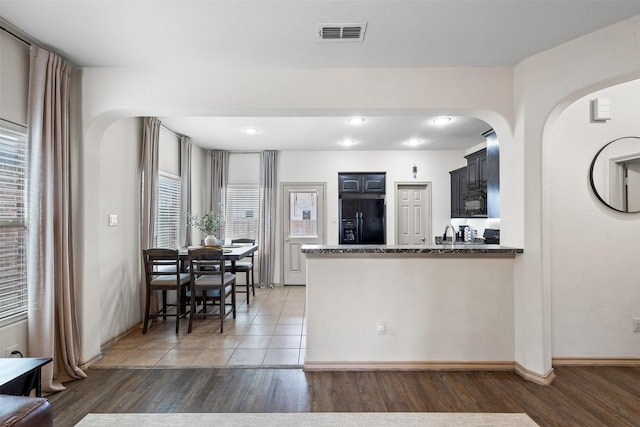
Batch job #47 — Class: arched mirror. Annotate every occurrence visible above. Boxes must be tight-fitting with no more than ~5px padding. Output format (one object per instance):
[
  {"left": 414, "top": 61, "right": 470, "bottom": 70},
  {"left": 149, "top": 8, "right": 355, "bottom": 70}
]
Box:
[{"left": 590, "top": 136, "right": 640, "bottom": 212}]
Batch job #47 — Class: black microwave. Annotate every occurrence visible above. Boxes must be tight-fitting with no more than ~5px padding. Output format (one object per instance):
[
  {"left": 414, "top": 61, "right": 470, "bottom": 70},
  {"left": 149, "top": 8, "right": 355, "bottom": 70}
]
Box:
[{"left": 463, "top": 190, "right": 487, "bottom": 216}]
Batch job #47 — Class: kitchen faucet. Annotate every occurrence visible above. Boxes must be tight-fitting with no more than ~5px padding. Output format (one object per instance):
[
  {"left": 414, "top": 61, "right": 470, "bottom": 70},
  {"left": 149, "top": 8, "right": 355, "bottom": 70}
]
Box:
[{"left": 443, "top": 224, "right": 456, "bottom": 244}]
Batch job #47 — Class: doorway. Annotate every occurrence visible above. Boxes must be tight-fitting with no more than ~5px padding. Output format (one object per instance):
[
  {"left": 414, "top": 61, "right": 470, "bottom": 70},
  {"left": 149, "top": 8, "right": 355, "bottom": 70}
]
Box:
[
  {"left": 609, "top": 155, "right": 640, "bottom": 212},
  {"left": 281, "top": 183, "right": 326, "bottom": 285},
  {"left": 621, "top": 159, "right": 640, "bottom": 212},
  {"left": 395, "top": 183, "right": 431, "bottom": 245}
]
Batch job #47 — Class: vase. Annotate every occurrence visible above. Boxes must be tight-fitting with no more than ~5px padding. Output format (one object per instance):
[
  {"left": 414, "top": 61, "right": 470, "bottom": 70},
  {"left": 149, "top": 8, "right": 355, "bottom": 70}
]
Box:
[{"left": 204, "top": 235, "right": 217, "bottom": 246}]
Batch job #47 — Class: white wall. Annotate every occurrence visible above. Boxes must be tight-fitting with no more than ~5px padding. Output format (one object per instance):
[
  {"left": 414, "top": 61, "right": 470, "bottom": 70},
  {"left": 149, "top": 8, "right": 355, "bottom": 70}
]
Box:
[
  {"left": 0, "top": 30, "right": 30, "bottom": 356},
  {"left": 0, "top": 29, "right": 29, "bottom": 126},
  {"left": 228, "top": 153, "right": 260, "bottom": 185},
  {"left": 306, "top": 254, "right": 515, "bottom": 364},
  {"left": 510, "top": 14, "right": 640, "bottom": 379},
  {"left": 98, "top": 117, "right": 142, "bottom": 341},
  {"left": 0, "top": 319, "right": 27, "bottom": 358},
  {"left": 550, "top": 80, "right": 640, "bottom": 358},
  {"left": 279, "top": 149, "right": 464, "bottom": 244},
  {"left": 159, "top": 127, "right": 180, "bottom": 176}
]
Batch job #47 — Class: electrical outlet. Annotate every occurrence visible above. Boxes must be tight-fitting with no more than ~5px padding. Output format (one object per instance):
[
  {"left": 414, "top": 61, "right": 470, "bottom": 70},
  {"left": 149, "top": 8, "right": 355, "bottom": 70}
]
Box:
[
  {"left": 633, "top": 318, "right": 640, "bottom": 333},
  {"left": 5, "top": 344, "right": 19, "bottom": 358},
  {"left": 376, "top": 321, "right": 386, "bottom": 335}
]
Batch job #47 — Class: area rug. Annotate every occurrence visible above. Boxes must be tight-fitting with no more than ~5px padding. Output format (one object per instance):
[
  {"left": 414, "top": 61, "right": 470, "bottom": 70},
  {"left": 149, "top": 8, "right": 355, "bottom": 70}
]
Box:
[{"left": 76, "top": 412, "right": 538, "bottom": 426}]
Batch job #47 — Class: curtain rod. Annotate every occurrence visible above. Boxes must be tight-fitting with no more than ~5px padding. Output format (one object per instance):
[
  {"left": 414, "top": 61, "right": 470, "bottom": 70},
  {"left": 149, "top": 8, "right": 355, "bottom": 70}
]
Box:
[
  {"left": 160, "top": 123, "right": 185, "bottom": 139},
  {"left": 1, "top": 18, "right": 78, "bottom": 67},
  {"left": 0, "top": 23, "right": 31, "bottom": 47}
]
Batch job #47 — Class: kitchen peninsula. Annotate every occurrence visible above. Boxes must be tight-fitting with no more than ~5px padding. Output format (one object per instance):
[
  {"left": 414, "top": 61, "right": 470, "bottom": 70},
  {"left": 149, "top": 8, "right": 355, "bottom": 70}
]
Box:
[{"left": 301, "top": 244, "right": 523, "bottom": 373}]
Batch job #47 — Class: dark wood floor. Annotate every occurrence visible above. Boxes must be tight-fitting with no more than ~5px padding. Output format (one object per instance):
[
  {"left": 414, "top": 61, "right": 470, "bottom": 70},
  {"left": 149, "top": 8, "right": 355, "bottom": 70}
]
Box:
[{"left": 48, "top": 366, "right": 640, "bottom": 427}]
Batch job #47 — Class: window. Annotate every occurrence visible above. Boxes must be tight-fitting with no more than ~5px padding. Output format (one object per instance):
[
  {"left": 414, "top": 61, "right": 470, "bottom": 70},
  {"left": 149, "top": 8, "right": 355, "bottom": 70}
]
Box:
[
  {"left": 289, "top": 191, "right": 318, "bottom": 237},
  {"left": 224, "top": 185, "right": 260, "bottom": 241},
  {"left": 156, "top": 173, "right": 181, "bottom": 248},
  {"left": 0, "top": 122, "right": 28, "bottom": 326}
]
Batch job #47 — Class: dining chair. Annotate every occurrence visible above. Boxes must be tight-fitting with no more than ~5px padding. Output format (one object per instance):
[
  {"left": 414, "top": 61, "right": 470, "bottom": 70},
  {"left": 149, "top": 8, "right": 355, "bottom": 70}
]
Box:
[
  {"left": 188, "top": 247, "right": 236, "bottom": 333},
  {"left": 142, "top": 248, "right": 191, "bottom": 334},
  {"left": 230, "top": 238, "right": 256, "bottom": 305}
]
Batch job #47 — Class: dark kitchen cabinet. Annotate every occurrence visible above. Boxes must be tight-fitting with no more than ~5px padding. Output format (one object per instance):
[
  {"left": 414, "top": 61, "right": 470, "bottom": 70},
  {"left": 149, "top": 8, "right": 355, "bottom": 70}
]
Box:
[
  {"left": 450, "top": 135, "right": 499, "bottom": 219},
  {"left": 450, "top": 167, "right": 467, "bottom": 218},
  {"left": 338, "top": 173, "right": 385, "bottom": 194},
  {"left": 465, "top": 149, "right": 487, "bottom": 191}
]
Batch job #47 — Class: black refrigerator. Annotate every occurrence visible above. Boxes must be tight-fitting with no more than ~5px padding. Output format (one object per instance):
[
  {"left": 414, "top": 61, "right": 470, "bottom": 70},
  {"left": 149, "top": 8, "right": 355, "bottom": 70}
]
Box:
[{"left": 339, "top": 197, "right": 385, "bottom": 244}]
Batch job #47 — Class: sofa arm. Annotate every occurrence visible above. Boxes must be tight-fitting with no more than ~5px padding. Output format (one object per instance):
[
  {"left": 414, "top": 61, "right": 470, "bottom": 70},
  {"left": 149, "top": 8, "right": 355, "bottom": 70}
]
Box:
[{"left": 0, "top": 394, "right": 53, "bottom": 427}]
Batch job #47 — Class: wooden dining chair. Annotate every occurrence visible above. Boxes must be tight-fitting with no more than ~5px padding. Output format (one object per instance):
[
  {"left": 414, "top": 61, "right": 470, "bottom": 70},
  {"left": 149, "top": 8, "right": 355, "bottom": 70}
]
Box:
[
  {"left": 142, "top": 248, "right": 191, "bottom": 334},
  {"left": 188, "top": 247, "right": 236, "bottom": 333},
  {"left": 230, "top": 238, "right": 256, "bottom": 305}
]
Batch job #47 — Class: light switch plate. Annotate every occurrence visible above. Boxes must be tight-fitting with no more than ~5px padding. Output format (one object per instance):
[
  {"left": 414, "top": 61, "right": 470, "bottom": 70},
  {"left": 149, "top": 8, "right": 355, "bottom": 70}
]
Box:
[{"left": 108, "top": 214, "right": 118, "bottom": 226}]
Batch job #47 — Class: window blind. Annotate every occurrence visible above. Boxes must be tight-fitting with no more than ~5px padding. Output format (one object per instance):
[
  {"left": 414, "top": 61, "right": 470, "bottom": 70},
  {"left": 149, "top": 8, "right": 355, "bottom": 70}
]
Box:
[
  {"left": 156, "top": 173, "right": 181, "bottom": 249},
  {"left": 224, "top": 185, "right": 260, "bottom": 241},
  {"left": 0, "top": 123, "right": 28, "bottom": 326}
]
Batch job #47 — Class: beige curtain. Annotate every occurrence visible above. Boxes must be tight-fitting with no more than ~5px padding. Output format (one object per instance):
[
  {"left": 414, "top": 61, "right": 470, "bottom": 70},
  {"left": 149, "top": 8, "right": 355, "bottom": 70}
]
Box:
[
  {"left": 141, "top": 117, "right": 160, "bottom": 250},
  {"left": 140, "top": 117, "right": 161, "bottom": 317},
  {"left": 180, "top": 136, "right": 192, "bottom": 246},
  {"left": 258, "top": 150, "right": 278, "bottom": 288},
  {"left": 27, "top": 46, "right": 86, "bottom": 392}
]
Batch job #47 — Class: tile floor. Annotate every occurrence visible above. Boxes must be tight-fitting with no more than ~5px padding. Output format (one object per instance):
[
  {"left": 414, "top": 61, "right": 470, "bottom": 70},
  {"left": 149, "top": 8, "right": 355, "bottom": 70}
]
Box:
[{"left": 94, "top": 286, "right": 306, "bottom": 368}]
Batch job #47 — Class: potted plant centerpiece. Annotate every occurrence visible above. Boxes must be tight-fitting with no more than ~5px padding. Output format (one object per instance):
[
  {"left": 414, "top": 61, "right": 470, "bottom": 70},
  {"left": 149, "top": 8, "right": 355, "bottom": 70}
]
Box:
[{"left": 187, "top": 210, "right": 225, "bottom": 247}]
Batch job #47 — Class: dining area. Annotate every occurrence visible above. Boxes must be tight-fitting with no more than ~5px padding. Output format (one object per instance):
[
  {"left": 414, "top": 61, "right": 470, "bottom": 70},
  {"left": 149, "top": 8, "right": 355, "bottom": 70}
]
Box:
[{"left": 141, "top": 241, "right": 259, "bottom": 336}]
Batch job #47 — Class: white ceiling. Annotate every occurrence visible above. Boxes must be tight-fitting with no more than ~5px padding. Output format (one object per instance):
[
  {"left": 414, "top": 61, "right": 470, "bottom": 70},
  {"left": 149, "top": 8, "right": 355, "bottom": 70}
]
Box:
[
  {"left": 159, "top": 115, "right": 492, "bottom": 151},
  {"left": 2, "top": 0, "right": 639, "bottom": 150}
]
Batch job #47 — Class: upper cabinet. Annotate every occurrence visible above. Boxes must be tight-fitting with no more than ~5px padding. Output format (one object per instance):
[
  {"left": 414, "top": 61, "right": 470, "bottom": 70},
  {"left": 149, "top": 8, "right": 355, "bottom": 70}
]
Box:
[
  {"left": 450, "top": 167, "right": 467, "bottom": 218},
  {"left": 449, "top": 130, "right": 500, "bottom": 218},
  {"left": 465, "top": 149, "right": 487, "bottom": 191},
  {"left": 339, "top": 173, "right": 386, "bottom": 194}
]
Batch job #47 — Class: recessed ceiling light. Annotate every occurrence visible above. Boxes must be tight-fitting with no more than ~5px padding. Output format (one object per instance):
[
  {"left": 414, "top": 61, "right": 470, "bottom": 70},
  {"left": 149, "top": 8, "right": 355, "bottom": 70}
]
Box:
[
  {"left": 348, "top": 117, "right": 366, "bottom": 125},
  {"left": 244, "top": 127, "right": 259, "bottom": 134},
  {"left": 405, "top": 138, "right": 424, "bottom": 146},
  {"left": 432, "top": 116, "right": 452, "bottom": 125},
  {"left": 340, "top": 139, "right": 356, "bottom": 146}
]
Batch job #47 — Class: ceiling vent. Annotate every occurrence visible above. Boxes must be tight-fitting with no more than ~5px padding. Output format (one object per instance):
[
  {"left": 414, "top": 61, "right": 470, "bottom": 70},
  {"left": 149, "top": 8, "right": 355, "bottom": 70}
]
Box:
[{"left": 318, "top": 23, "right": 367, "bottom": 42}]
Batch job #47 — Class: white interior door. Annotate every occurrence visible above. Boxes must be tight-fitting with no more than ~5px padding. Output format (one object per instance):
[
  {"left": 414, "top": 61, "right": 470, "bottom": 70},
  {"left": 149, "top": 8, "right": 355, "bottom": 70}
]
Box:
[
  {"left": 396, "top": 183, "right": 431, "bottom": 245},
  {"left": 282, "top": 183, "right": 325, "bottom": 285}
]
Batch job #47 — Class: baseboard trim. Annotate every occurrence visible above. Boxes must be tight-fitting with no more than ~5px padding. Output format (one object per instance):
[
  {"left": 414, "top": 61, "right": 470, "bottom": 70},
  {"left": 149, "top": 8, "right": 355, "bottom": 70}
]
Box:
[
  {"left": 304, "top": 361, "right": 515, "bottom": 371},
  {"left": 79, "top": 353, "right": 103, "bottom": 370},
  {"left": 305, "top": 360, "right": 558, "bottom": 386},
  {"left": 515, "top": 363, "right": 556, "bottom": 385},
  {"left": 553, "top": 357, "right": 640, "bottom": 367},
  {"left": 101, "top": 323, "right": 142, "bottom": 351},
  {"left": 80, "top": 323, "right": 143, "bottom": 369}
]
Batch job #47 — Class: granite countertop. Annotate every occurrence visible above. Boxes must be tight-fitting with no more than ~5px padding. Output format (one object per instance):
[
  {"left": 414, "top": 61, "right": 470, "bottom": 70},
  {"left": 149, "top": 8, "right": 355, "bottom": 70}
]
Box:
[{"left": 301, "top": 244, "right": 523, "bottom": 255}]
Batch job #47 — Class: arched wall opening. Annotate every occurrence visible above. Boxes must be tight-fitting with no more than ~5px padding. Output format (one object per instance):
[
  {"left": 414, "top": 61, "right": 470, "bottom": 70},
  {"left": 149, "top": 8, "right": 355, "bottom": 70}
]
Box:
[
  {"left": 79, "top": 108, "right": 516, "bottom": 363},
  {"left": 543, "top": 77, "right": 640, "bottom": 361}
]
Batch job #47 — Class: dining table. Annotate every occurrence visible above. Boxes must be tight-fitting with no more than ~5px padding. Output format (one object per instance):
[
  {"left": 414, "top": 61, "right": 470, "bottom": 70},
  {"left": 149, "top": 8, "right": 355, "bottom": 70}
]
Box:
[{"left": 178, "top": 243, "right": 257, "bottom": 273}]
